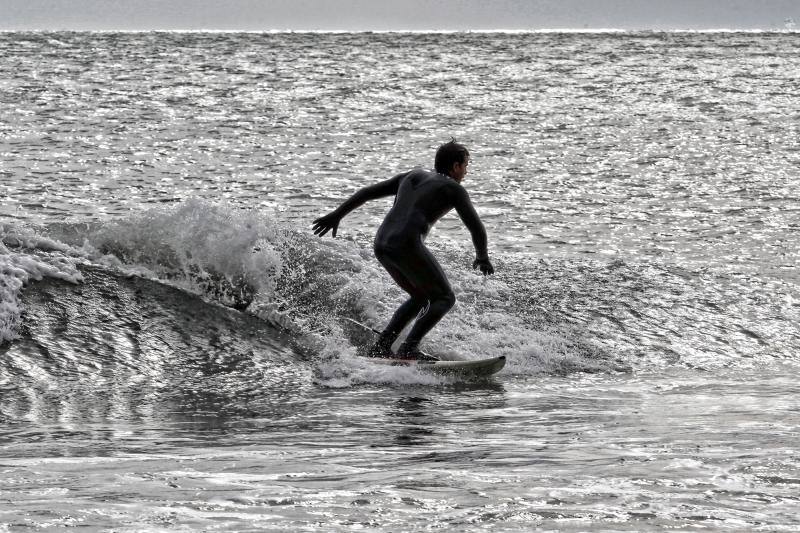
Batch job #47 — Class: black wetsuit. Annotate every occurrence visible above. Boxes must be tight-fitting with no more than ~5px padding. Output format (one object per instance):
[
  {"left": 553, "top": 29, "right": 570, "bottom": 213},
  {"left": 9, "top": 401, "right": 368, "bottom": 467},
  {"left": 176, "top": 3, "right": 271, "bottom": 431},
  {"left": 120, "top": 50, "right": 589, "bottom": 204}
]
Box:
[{"left": 326, "top": 168, "right": 488, "bottom": 350}]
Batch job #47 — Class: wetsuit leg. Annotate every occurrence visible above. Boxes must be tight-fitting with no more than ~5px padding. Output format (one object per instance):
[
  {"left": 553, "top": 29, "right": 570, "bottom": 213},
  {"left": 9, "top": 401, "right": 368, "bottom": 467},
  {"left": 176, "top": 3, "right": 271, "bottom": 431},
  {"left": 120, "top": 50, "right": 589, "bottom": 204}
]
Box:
[
  {"left": 374, "top": 242, "right": 455, "bottom": 349},
  {"left": 384, "top": 298, "right": 425, "bottom": 338},
  {"left": 373, "top": 248, "right": 426, "bottom": 345},
  {"left": 400, "top": 244, "right": 455, "bottom": 347}
]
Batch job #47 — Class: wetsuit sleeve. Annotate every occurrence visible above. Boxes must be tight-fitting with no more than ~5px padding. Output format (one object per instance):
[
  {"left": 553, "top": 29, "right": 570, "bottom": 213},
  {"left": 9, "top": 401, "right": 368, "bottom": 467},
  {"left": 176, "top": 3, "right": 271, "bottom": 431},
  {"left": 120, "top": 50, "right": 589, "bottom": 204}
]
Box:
[
  {"left": 332, "top": 172, "right": 407, "bottom": 218},
  {"left": 452, "top": 185, "right": 489, "bottom": 260}
]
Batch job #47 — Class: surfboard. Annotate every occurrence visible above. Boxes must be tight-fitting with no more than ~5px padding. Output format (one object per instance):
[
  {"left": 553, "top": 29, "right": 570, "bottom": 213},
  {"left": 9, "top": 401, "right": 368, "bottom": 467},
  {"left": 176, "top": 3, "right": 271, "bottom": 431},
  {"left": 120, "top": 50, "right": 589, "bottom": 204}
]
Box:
[{"left": 342, "top": 318, "right": 506, "bottom": 378}]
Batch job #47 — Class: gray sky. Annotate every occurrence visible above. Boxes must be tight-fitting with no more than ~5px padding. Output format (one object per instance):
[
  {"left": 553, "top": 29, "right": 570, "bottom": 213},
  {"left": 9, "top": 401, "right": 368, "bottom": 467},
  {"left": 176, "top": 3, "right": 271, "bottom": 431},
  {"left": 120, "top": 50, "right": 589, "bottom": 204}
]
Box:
[{"left": 1, "top": 0, "right": 798, "bottom": 31}]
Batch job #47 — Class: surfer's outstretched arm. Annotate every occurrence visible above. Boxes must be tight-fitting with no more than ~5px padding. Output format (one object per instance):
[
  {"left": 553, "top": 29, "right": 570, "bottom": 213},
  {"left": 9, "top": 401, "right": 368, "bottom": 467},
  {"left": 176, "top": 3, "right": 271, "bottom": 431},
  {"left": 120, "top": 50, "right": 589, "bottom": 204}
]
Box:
[
  {"left": 451, "top": 184, "right": 494, "bottom": 275},
  {"left": 312, "top": 172, "right": 407, "bottom": 237}
]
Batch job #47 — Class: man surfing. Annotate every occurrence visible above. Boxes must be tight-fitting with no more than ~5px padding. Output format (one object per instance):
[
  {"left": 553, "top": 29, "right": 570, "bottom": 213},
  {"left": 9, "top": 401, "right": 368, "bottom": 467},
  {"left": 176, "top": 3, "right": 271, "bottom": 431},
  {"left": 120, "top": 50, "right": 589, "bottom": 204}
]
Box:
[{"left": 312, "top": 140, "right": 494, "bottom": 360}]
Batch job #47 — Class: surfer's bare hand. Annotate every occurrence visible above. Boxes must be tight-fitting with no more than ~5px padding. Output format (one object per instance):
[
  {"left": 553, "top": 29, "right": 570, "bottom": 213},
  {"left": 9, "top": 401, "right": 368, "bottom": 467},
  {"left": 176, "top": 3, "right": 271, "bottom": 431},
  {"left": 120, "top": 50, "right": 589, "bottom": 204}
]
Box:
[
  {"left": 473, "top": 257, "right": 494, "bottom": 276},
  {"left": 312, "top": 212, "right": 341, "bottom": 237}
]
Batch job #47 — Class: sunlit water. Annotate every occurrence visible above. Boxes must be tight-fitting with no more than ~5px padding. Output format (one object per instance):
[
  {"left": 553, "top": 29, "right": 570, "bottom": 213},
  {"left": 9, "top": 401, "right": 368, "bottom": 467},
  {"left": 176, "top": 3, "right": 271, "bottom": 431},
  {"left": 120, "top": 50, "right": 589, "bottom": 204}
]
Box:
[{"left": 1, "top": 31, "right": 799, "bottom": 531}]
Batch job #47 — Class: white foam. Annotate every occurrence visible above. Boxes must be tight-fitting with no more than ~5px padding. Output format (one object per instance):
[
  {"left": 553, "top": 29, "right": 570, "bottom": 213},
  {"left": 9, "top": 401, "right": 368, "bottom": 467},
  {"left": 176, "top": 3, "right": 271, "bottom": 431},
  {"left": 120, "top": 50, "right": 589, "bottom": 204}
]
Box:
[
  {"left": 83, "top": 198, "right": 284, "bottom": 306},
  {"left": 314, "top": 341, "right": 445, "bottom": 388},
  {"left": 1, "top": 200, "right": 619, "bottom": 378},
  {"left": 0, "top": 238, "right": 83, "bottom": 343},
  {"left": 288, "top": 241, "right": 609, "bottom": 382}
]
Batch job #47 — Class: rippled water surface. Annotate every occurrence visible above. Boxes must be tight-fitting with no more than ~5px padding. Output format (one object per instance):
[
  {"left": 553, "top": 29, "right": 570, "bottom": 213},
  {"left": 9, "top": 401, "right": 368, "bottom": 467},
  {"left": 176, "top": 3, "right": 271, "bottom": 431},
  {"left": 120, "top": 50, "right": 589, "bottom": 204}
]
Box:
[{"left": 1, "top": 31, "right": 799, "bottom": 531}]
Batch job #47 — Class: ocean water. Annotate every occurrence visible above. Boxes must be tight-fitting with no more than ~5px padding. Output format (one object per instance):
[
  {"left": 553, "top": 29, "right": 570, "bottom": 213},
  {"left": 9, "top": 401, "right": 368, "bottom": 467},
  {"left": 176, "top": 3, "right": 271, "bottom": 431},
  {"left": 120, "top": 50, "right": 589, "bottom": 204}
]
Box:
[{"left": 1, "top": 31, "right": 799, "bottom": 531}]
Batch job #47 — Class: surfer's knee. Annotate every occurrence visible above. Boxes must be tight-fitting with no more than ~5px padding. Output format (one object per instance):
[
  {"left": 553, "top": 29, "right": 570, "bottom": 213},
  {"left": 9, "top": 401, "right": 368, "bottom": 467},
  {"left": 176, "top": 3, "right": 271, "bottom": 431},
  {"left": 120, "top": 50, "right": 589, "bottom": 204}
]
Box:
[
  {"left": 437, "top": 290, "right": 456, "bottom": 311},
  {"left": 373, "top": 243, "right": 388, "bottom": 261},
  {"left": 408, "top": 296, "right": 426, "bottom": 314}
]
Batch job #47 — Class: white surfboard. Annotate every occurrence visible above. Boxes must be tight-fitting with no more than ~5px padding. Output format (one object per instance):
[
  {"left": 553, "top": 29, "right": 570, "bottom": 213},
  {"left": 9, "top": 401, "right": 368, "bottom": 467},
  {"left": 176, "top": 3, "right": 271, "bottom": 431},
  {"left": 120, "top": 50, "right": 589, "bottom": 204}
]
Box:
[{"left": 342, "top": 318, "right": 505, "bottom": 378}]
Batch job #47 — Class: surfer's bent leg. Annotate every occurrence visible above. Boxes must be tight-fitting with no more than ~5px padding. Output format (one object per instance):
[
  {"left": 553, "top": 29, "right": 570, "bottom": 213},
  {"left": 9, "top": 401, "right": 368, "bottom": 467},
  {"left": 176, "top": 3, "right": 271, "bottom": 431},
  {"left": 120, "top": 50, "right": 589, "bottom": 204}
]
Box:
[
  {"left": 370, "top": 245, "right": 427, "bottom": 355},
  {"left": 374, "top": 241, "right": 454, "bottom": 357},
  {"left": 384, "top": 298, "right": 425, "bottom": 338},
  {"left": 398, "top": 245, "right": 455, "bottom": 354}
]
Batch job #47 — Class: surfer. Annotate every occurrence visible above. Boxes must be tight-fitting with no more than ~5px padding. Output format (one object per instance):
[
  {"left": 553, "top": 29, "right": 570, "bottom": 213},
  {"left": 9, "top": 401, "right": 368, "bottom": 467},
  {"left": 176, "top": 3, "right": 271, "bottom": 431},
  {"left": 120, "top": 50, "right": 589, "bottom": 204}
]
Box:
[{"left": 312, "top": 140, "right": 494, "bottom": 360}]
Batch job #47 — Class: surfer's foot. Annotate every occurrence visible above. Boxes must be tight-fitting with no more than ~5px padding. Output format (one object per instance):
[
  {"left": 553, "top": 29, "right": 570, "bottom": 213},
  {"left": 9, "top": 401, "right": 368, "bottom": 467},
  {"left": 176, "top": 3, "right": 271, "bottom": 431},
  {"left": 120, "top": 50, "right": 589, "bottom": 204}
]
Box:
[
  {"left": 365, "top": 334, "right": 395, "bottom": 358},
  {"left": 395, "top": 342, "right": 439, "bottom": 362}
]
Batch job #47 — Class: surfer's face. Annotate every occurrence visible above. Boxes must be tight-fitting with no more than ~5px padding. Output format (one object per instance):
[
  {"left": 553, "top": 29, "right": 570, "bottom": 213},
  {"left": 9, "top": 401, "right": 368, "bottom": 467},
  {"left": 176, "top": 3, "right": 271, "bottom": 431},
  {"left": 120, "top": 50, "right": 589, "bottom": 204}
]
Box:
[{"left": 451, "top": 157, "right": 469, "bottom": 183}]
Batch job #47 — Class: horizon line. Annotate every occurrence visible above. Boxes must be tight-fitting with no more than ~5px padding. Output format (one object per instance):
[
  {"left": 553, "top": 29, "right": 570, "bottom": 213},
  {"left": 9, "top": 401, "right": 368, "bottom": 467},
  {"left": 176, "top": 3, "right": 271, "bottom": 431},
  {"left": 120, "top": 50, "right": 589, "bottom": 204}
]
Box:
[{"left": 1, "top": 27, "right": 798, "bottom": 34}]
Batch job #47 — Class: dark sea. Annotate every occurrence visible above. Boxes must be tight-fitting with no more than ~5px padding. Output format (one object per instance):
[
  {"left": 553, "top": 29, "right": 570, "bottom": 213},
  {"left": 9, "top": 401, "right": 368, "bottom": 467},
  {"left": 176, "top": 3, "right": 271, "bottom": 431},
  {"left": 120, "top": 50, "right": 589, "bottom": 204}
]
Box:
[{"left": 1, "top": 31, "right": 799, "bottom": 531}]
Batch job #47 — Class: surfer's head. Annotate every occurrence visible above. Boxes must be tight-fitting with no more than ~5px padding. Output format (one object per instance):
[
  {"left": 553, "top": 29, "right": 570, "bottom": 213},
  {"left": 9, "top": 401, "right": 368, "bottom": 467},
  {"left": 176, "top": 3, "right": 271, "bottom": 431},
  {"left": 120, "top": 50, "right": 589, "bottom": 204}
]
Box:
[{"left": 435, "top": 139, "right": 470, "bottom": 183}]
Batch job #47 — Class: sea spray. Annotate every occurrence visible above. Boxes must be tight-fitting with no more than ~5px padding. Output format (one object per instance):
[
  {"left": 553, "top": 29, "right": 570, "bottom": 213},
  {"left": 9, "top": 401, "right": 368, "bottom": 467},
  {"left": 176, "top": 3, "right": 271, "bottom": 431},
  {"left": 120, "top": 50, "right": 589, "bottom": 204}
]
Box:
[
  {"left": 73, "top": 199, "right": 625, "bottom": 377},
  {"left": 84, "top": 198, "right": 283, "bottom": 309},
  {"left": 4, "top": 200, "right": 628, "bottom": 379},
  {"left": 0, "top": 238, "right": 83, "bottom": 343}
]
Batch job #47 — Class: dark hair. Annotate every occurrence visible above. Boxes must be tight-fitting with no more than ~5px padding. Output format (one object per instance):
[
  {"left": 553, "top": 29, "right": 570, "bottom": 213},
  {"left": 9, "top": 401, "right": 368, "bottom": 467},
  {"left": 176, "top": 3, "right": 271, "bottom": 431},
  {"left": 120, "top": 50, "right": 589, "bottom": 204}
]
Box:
[{"left": 434, "top": 139, "right": 470, "bottom": 175}]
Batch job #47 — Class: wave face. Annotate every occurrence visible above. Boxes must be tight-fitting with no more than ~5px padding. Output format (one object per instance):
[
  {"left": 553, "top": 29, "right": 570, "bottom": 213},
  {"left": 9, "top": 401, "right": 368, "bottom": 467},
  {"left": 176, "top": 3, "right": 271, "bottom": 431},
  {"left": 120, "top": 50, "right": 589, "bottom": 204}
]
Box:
[
  {"left": 1, "top": 201, "right": 623, "bottom": 387},
  {"left": 2, "top": 198, "right": 797, "bottom": 392}
]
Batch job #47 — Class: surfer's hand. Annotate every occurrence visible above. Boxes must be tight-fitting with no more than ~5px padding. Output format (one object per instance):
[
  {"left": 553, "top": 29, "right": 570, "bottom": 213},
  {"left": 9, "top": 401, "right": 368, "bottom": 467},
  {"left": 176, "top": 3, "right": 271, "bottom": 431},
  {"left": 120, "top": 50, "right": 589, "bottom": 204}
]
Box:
[
  {"left": 473, "top": 257, "right": 494, "bottom": 276},
  {"left": 312, "top": 212, "right": 341, "bottom": 238}
]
